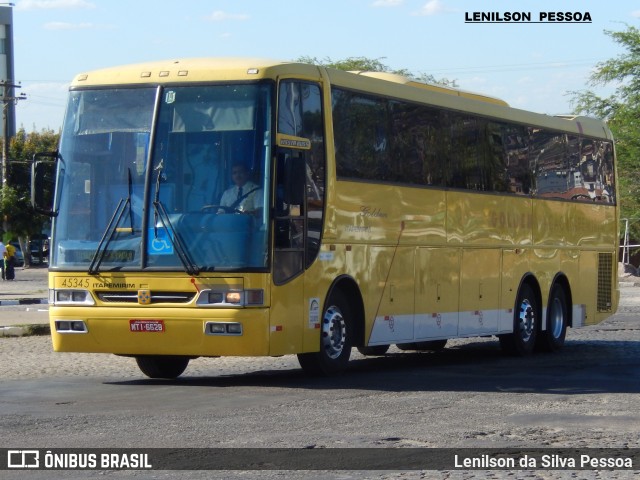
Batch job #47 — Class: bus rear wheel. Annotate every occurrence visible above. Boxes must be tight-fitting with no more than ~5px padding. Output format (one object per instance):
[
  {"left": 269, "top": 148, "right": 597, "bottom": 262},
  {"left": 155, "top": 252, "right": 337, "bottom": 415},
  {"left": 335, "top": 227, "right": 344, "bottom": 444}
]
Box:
[
  {"left": 297, "top": 291, "right": 353, "bottom": 375},
  {"left": 499, "top": 283, "right": 538, "bottom": 356},
  {"left": 536, "top": 284, "right": 568, "bottom": 352},
  {"left": 135, "top": 356, "right": 190, "bottom": 379}
]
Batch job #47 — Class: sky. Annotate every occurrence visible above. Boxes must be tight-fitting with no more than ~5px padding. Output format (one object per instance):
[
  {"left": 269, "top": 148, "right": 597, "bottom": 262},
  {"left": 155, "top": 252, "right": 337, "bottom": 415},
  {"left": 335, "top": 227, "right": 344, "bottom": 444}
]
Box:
[{"left": 9, "top": 0, "right": 640, "bottom": 131}]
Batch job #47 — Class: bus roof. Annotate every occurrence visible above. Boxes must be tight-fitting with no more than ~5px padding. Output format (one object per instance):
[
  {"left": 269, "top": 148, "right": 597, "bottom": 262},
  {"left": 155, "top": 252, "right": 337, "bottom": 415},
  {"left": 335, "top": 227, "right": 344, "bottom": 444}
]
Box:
[
  {"left": 351, "top": 71, "right": 510, "bottom": 107},
  {"left": 70, "top": 58, "right": 612, "bottom": 141},
  {"left": 70, "top": 58, "right": 321, "bottom": 86}
]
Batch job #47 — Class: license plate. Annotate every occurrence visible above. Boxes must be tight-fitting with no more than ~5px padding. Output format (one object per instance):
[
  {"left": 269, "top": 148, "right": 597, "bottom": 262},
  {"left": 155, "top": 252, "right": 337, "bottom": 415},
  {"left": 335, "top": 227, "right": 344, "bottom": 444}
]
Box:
[{"left": 129, "top": 319, "right": 165, "bottom": 332}]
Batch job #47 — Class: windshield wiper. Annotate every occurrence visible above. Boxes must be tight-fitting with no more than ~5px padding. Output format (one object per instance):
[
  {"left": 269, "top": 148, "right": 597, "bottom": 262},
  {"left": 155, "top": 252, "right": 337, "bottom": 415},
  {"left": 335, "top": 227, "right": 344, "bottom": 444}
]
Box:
[
  {"left": 153, "top": 161, "right": 200, "bottom": 276},
  {"left": 88, "top": 196, "right": 131, "bottom": 275},
  {"left": 88, "top": 168, "right": 136, "bottom": 275}
]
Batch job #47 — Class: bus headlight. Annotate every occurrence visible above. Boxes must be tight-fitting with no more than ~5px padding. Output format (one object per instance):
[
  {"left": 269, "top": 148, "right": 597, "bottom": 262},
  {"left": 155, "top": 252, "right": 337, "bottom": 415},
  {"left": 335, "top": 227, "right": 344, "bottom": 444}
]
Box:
[
  {"left": 225, "top": 291, "right": 242, "bottom": 304},
  {"left": 197, "top": 289, "right": 264, "bottom": 307},
  {"left": 50, "top": 289, "right": 95, "bottom": 306}
]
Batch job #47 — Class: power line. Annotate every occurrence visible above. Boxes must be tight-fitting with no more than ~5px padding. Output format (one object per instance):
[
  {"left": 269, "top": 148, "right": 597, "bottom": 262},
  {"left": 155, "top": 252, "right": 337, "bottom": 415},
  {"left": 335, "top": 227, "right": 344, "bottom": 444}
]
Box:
[{"left": 1, "top": 80, "right": 27, "bottom": 187}]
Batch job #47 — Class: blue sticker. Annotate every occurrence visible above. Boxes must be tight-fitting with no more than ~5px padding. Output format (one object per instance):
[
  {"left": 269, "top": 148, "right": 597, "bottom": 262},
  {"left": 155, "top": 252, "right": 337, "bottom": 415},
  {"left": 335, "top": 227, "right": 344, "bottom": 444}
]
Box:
[{"left": 148, "top": 227, "right": 174, "bottom": 255}]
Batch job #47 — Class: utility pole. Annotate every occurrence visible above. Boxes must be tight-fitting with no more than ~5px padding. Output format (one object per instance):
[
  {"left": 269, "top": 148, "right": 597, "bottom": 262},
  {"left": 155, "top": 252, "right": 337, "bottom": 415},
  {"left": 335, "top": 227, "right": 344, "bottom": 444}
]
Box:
[{"left": 0, "top": 80, "right": 26, "bottom": 188}]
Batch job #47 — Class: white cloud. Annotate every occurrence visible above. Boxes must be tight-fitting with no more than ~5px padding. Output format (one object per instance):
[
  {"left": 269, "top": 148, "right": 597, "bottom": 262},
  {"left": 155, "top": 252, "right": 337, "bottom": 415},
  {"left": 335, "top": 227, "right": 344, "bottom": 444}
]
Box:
[
  {"left": 412, "top": 0, "right": 453, "bottom": 17},
  {"left": 205, "top": 10, "right": 249, "bottom": 22},
  {"left": 16, "top": 0, "right": 95, "bottom": 10},
  {"left": 632, "top": 10, "right": 640, "bottom": 18},
  {"left": 371, "top": 0, "right": 404, "bottom": 7}
]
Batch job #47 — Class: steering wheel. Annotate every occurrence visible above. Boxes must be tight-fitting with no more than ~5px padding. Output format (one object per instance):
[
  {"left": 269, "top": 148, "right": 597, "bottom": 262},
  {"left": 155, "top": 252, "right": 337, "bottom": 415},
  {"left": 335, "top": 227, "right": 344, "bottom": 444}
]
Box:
[{"left": 201, "top": 204, "right": 242, "bottom": 214}]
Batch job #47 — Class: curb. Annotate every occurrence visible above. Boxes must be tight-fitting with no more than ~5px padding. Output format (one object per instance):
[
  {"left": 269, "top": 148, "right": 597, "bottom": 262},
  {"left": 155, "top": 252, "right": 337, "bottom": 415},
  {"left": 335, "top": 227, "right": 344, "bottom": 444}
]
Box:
[
  {"left": 0, "top": 298, "right": 50, "bottom": 337},
  {"left": 0, "top": 324, "right": 50, "bottom": 337},
  {"left": 0, "top": 298, "right": 48, "bottom": 306}
]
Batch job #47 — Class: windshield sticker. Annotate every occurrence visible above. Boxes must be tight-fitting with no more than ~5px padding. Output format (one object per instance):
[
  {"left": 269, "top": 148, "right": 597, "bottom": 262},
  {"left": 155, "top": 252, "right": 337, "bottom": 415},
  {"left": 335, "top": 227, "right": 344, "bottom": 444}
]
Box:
[
  {"left": 165, "top": 91, "right": 176, "bottom": 104},
  {"left": 148, "top": 227, "right": 174, "bottom": 255}
]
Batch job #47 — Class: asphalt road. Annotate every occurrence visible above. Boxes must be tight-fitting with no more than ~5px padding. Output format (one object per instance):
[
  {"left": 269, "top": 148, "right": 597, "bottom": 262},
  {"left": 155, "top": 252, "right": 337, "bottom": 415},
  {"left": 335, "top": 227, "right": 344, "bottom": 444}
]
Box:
[{"left": 1, "top": 284, "right": 639, "bottom": 479}]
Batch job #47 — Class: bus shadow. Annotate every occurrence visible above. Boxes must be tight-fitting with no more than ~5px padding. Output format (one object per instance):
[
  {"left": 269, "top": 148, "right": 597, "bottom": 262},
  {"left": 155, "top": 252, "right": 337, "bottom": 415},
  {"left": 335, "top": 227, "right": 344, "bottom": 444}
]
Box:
[{"left": 107, "top": 339, "right": 640, "bottom": 395}]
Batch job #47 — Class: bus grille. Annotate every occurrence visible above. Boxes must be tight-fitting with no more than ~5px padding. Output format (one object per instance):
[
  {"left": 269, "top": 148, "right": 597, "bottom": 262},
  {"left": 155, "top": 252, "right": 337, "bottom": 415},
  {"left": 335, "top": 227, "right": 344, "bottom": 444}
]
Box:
[
  {"left": 597, "top": 253, "right": 613, "bottom": 312},
  {"left": 96, "top": 291, "right": 196, "bottom": 304}
]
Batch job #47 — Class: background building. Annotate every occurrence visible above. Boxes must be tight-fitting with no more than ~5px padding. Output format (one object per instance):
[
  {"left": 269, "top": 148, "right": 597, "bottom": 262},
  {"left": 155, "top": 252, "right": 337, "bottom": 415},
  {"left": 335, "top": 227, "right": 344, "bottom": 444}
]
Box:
[{"left": 0, "top": 4, "right": 15, "bottom": 140}]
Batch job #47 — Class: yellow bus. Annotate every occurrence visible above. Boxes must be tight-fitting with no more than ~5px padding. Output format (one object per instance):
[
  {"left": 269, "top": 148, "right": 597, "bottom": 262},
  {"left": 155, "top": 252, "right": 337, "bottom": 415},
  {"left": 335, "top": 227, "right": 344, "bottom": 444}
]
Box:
[{"left": 32, "top": 58, "right": 618, "bottom": 378}]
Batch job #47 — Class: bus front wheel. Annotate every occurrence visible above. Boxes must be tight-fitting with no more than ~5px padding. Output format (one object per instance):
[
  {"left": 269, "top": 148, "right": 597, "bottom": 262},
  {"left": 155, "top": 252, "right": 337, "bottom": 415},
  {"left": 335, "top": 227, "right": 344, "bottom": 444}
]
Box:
[
  {"left": 135, "top": 356, "right": 190, "bottom": 379},
  {"left": 499, "top": 283, "right": 538, "bottom": 356},
  {"left": 297, "top": 291, "right": 353, "bottom": 375}
]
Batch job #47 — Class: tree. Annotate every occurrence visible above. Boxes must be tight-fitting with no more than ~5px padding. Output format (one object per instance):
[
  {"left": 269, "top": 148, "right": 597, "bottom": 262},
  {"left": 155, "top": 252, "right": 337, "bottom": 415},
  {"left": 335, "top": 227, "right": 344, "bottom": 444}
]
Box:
[
  {"left": 571, "top": 25, "right": 640, "bottom": 243},
  {"left": 0, "top": 127, "right": 60, "bottom": 265},
  {"left": 295, "top": 56, "right": 457, "bottom": 87}
]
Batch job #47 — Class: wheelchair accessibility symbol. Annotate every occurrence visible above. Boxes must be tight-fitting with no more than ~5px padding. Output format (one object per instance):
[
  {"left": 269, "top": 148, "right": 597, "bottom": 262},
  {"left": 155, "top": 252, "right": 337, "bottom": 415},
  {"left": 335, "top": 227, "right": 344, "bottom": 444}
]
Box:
[{"left": 148, "top": 227, "right": 174, "bottom": 255}]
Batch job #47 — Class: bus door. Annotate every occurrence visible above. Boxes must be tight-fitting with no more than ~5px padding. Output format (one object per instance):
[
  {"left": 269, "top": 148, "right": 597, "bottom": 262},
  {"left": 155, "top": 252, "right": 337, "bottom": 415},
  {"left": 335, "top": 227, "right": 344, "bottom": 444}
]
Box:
[{"left": 269, "top": 80, "right": 326, "bottom": 355}]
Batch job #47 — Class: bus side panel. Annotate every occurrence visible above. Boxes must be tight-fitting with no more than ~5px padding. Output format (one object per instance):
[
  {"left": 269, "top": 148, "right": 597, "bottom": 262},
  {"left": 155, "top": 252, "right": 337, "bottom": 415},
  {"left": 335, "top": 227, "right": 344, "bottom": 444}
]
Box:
[
  {"left": 533, "top": 199, "right": 618, "bottom": 326},
  {"left": 459, "top": 248, "right": 501, "bottom": 336},
  {"left": 579, "top": 250, "right": 617, "bottom": 326},
  {"left": 531, "top": 247, "right": 576, "bottom": 330},
  {"left": 446, "top": 191, "right": 533, "bottom": 246},
  {"left": 300, "top": 243, "right": 342, "bottom": 353},
  {"left": 269, "top": 274, "right": 305, "bottom": 356},
  {"left": 500, "top": 248, "right": 532, "bottom": 333},
  {"left": 329, "top": 181, "right": 446, "bottom": 246},
  {"left": 366, "top": 246, "right": 416, "bottom": 345},
  {"left": 414, "top": 247, "right": 460, "bottom": 340},
  {"left": 533, "top": 200, "right": 616, "bottom": 248}
]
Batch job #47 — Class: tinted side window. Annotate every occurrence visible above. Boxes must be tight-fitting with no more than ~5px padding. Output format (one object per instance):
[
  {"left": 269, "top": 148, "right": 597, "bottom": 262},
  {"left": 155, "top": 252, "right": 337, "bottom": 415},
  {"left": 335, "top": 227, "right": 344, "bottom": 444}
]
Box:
[
  {"left": 390, "top": 101, "right": 445, "bottom": 186},
  {"left": 579, "top": 138, "right": 615, "bottom": 204},
  {"left": 331, "top": 87, "right": 615, "bottom": 203},
  {"left": 501, "top": 124, "right": 531, "bottom": 195},
  {"left": 332, "top": 89, "right": 390, "bottom": 180}
]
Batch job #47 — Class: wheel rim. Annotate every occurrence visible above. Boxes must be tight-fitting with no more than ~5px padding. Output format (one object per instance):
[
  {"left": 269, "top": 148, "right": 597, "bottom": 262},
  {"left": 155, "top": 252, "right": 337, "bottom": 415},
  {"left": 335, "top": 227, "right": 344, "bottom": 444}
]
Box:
[
  {"left": 517, "top": 298, "right": 536, "bottom": 342},
  {"left": 549, "top": 297, "right": 565, "bottom": 339},
  {"left": 322, "top": 305, "right": 346, "bottom": 359}
]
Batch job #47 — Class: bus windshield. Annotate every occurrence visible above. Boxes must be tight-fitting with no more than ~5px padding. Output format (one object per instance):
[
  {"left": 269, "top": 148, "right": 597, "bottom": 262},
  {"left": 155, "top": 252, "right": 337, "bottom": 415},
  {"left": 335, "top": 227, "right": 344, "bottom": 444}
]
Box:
[{"left": 53, "top": 83, "right": 272, "bottom": 272}]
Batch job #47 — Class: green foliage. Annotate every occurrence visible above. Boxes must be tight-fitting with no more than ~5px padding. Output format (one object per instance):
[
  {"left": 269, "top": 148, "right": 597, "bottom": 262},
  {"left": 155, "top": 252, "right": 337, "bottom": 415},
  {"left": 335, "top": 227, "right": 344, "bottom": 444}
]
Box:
[
  {"left": 571, "top": 25, "right": 640, "bottom": 241},
  {"left": 10, "top": 127, "right": 59, "bottom": 161},
  {"left": 295, "top": 55, "right": 457, "bottom": 87},
  {"left": 0, "top": 127, "right": 60, "bottom": 241}
]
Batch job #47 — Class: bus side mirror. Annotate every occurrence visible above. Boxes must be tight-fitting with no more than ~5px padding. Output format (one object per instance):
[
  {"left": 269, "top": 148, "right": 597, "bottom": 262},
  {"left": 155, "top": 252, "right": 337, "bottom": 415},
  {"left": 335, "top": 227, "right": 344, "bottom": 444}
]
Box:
[{"left": 31, "top": 152, "right": 59, "bottom": 217}]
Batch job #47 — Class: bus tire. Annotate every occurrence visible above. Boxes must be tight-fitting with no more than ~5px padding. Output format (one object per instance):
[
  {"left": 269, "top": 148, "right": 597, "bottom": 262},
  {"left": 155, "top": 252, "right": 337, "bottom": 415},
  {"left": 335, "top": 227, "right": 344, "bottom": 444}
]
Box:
[
  {"left": 357, "top": 345, "right": 390, "bottom": 356},
  {"left": 135, "top": 356, "right": 190, "bottom": 379},
  {"left": 297, "top": 291, "right": 353, "bottom": 375},
  {"left": 536, "top": 284, "right": 568, "bottom": 352},
  {"left": 499, "top": 283, "right": 538, "bottom": 356}
]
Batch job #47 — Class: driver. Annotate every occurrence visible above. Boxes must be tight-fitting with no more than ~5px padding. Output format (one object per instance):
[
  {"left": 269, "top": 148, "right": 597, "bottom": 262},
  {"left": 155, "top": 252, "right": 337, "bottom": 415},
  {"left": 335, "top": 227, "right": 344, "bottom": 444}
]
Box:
[{"left": 218, "top": 163, "right": 262, "bottom": 214}]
